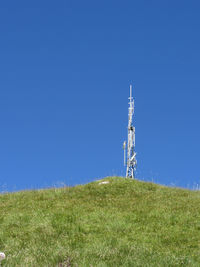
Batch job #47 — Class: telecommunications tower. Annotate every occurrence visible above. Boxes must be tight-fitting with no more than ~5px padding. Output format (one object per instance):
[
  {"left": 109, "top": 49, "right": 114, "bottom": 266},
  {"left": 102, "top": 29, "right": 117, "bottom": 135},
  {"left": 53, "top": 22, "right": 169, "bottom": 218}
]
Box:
[{"left": 123, "top": 85, "right": 137, "bottom": 178}]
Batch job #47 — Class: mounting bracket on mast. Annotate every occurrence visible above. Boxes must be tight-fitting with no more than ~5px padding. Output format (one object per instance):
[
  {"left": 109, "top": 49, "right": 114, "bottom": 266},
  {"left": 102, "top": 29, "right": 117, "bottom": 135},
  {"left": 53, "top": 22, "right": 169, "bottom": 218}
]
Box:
[{"left": 124, "top": 85, "right": 137, "bottom": 178}]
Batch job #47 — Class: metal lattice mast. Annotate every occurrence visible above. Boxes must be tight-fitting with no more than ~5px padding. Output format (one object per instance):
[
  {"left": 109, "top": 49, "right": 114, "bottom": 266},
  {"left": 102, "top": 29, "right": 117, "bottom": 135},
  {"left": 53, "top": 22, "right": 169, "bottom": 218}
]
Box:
[{"left": 123, "top": 85, "right": 137, "bottom": 178}]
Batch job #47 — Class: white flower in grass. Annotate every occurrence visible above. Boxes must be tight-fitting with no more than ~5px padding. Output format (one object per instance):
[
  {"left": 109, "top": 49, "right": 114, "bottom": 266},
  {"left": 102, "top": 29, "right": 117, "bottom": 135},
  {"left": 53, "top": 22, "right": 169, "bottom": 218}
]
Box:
[
  {"left": 99, "top": 181, "right": 109, "bottom": 185},
  {"left": 0, "top": 252, "right": 5, "bottom": 261}
]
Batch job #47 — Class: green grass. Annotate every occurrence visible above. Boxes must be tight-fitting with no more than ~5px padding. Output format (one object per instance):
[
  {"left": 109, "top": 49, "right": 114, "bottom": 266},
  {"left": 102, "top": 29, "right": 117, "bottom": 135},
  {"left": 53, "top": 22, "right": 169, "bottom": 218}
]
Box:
[{"left": 0, "top": 177, "right": 200, "bottom": 266}]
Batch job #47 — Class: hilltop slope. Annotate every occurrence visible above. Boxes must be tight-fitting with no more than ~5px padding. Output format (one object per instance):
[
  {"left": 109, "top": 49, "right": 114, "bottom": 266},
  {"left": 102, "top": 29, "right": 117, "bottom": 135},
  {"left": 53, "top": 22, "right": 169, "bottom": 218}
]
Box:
[{"left": 0, "top": 177, "right": 200, "bottom": 266}]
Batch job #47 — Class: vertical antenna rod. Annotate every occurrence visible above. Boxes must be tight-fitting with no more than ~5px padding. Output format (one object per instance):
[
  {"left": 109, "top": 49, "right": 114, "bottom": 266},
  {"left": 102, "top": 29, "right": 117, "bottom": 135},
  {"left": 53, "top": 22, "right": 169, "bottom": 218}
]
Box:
[{"left": 124, "top": 85, "right": 137, "bottom": 178}]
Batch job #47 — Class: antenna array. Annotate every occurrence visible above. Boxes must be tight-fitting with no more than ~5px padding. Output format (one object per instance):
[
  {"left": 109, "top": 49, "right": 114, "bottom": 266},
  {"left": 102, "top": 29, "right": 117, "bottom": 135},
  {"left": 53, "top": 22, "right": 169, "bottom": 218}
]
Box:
[{"left": 123, "top": 85, "right": 137, "bottom": 178}]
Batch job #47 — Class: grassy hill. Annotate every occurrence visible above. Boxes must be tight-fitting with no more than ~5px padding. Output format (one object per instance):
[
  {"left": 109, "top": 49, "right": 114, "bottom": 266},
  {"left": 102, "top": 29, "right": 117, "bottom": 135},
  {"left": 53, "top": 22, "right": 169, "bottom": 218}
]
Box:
[{"left": 0, "top": 177, "right": 200, "bottom": 266}]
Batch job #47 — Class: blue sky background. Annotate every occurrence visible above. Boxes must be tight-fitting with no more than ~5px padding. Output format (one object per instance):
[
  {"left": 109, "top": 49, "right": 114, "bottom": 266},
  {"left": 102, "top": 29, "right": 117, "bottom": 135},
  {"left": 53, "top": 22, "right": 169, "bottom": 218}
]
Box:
[{"left": 0, "top": 0, "right": 200, "bottom": 191}]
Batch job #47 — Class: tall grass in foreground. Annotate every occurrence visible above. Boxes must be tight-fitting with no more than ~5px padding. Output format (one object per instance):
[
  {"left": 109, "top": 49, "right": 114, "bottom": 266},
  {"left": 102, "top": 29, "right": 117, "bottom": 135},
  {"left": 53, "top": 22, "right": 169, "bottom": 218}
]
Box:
[{"left": 0, "top": 177, "right": 200, "bottom": 266}]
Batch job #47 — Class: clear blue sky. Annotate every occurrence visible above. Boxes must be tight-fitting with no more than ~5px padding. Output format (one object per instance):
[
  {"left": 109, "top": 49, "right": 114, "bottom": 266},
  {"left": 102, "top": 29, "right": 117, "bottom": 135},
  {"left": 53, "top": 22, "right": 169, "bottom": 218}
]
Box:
[{"left": 0, "top": 0, "right": 200, "bottom": 191}]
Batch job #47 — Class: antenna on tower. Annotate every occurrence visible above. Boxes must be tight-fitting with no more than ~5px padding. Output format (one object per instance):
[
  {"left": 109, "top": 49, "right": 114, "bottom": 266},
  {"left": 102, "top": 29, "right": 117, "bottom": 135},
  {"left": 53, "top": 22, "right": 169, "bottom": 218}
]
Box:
[
  {"left": 123, "top": 141, "right": 126, "bottom": 166},
  {"left": 124, "top": 84, "right": 137, "bottom": 178}
]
